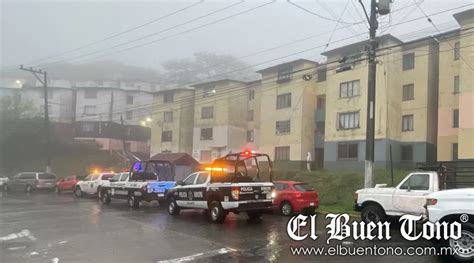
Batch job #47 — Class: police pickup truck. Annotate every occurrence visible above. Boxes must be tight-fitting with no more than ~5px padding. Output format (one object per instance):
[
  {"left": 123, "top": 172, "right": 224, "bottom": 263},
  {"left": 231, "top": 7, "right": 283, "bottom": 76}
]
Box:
[
  {"left": 101, "top": 160, "right": 176, "bottom": 208},
  {"left": 167, "top": 152, "right": 275, "bottom": 223}
]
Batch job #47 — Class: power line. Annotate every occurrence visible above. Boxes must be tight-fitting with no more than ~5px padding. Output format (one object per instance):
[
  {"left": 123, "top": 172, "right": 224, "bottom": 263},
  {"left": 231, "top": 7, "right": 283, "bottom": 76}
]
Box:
[
  {"left": 412, "top": 0, "right": 473, "bottom": 70},
  {"left": 287, "top": 0, "right": 364, "bottom": 25},
  {"left": 39, "top": 0, "right": 267, "bottom": 68},
  {"left": 30, "top": 1, "right": 205, "bottom": 64}
]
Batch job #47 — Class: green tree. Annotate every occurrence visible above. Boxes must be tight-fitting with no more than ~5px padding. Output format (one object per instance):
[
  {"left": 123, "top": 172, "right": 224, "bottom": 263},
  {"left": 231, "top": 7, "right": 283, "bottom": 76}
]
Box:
[{"left": 161, "top": 52, "right": 258, "bottom": 86}]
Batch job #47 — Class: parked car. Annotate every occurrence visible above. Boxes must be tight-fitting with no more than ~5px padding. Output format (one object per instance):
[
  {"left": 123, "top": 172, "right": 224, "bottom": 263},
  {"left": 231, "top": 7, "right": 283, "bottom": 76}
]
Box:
[
  {"left": 55, "top": 175, "right": 85, "bottom": 193},
  {"left": 425, "top": 188, "right": 474, "bottom": 262},
  {"left": 101, "top": 161, "right": 175, "bottom": 209},
  {"left": 272, "top": 181, "right": 319, "bottom": 216},
  {"left": 74, "top": 173, "right": 115, "bottom": 198},
  {"left": 2, "top": 172, "right": 57, "bottom": 192},
  {"left": 167, "top": 152, "right": 274, "bottom": 223},
  {"left": 0, "top": 175, "right": 9, "bottom": 190}
]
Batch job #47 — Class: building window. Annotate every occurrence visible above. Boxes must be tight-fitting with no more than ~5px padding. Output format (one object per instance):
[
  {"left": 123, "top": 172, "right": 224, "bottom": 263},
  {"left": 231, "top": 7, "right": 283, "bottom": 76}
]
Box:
[
  {"left": 163, "top": 91, "right": 174, "bottom": 103},
  {"left": 126, "top": 110, "right": 133, "bottom": 120},
  {"left": 402, "top": 53, "right": 415, "bottom": 70},
  {"left": 163, "top": 111, "right": 173, "bottom": 123},
  {"left": 338, "top": 111, "right": 359, "bottom": 130},
  {"left": 402, "top": 84, "right": 414, "bottom": 101},
  {"left": 161, "top": 131, "right": 172, "bottom": 142},
  {"left": 402, "top": 114, "right": 414, "bottom": 131},
  {"left": 401, "top": 145, "right": 413, "bottom": 161},
  {"left": 317, "top": 67, "right": 327, "bottom": 82},
  {"left": 453, "top": 109, "right": 459, "bottom": 128},
  {"left": 452, "top": 143, "right": 458, "bottom": 160},
  {"left": 274, "top": 146, "right": 290, "bottom": 161},
  {"left": 84, "top": 89, "right": 97, "bottom": 99},
  {"left": 200, "top": 128, "right": 213, "bottom": 140},
  {"left": 339, "top": 80, "right": 360, "bottom": 98},
  {"left": 317, "top": 96, "right": 326, "bottom": 110},
  {"left": 126, "top": 95, "right": 134, "bottom": 105},
  {"left": 83, "top": 106, "right": 96, "bottom": 115},
  {"left": 454, "top": 42, "right": 460, "bottom": 61},
  {"left": 200, "top": 150, "right": 212, "bottom": 162},
  {"left": 247, "top": 110, "right": 254, "bottom": 121},
  {"left": 275, "top": 120, "right": 291, "bottom": 134},
  {"left": 247, "top": 130, "right": 254, "bottom": 142},
  {"left": 248, "top": 89, "right": 255, "bottom": 100},
  {"left": 276, "top": 93, "right": 291, "bottom": 109},
  {"left": 277, "top": 66, "right": 293, "bottom": 83},
  {"left": 201, "top": 106, "right": 214, "bottom": 119},
  {"left": 337, "top": 143, "right": 358, "bottom": 160},
  {"left": 203, "top": 86, "right": 215, "bottom": 97},
  {"left": 454, "top": 75, "right": 460, "bottom": 94},
  {"left": 81, "top": 122, "right": 94, "bottom": 132}
]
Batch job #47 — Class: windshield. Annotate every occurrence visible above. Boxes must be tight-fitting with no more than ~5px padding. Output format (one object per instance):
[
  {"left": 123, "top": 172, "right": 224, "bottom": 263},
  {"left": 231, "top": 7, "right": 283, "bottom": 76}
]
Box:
[
  {"left": 211, "top": 154, "right": 271, "bottom": 183},
  {"left": 38, "top": 173, "right": 56, "bottom": 179},
  {"left": 293, "top": 183, "right": 314, "bottom": 192}
]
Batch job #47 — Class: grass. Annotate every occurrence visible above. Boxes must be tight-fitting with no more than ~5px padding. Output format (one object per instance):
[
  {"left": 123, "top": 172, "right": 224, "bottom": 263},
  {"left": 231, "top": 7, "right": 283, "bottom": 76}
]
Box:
[{"left": 273, "top": 169, "right": 410, "bottom": 213}]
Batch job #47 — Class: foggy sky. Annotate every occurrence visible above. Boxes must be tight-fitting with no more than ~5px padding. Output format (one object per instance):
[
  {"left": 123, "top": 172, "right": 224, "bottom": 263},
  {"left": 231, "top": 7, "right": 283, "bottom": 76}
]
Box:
[{"left": 1, "top": 0, "right": 472, "bottom": 73}]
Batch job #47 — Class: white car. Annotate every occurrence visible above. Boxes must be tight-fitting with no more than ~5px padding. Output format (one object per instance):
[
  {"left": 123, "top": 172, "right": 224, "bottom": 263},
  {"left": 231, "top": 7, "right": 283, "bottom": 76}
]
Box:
[
  {"left": 74, "top": 173, "right": 115, "bottom": 198},
  {"left": 425, "top": 188, "right": 474, "bottom": 262},
  {"left": 355, "top": 171, "right": 441, "bottom": 223}
]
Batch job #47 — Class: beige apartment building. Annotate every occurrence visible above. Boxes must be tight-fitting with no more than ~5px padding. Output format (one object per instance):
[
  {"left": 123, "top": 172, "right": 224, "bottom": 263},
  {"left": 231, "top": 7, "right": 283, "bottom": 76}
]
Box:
[
  {"left": 257, "top": 59, "right": 318, "bottom": 163},
  {"left": 437, "top": 9, "right": 474, "bottom": 161},
  {"left": 150, "top": 88, "right": 195, "bottom": 156},
  {"left": 191, "top": 79, "right": 255, "bottom": 163}
]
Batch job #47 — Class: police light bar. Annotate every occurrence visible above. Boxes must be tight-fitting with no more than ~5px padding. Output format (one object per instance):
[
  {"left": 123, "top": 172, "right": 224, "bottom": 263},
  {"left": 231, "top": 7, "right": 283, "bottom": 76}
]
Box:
[{"left": 205, "top": 167, "right": 227, "bottom": 171}]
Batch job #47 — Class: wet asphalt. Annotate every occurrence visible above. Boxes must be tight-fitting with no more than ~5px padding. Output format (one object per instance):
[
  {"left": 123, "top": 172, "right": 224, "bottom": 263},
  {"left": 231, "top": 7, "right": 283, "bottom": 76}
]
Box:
[{"left": 0, "top": 191, "right": 447, "bottom": 263}]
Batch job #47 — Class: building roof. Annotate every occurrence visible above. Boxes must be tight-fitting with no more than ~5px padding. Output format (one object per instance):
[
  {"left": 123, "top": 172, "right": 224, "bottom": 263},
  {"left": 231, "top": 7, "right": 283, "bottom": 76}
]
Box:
[
  {"left": 153, "top": 87, "right": 194, "bottom": 94},
  {"left": 321, "top": 34, "right": 403, "bottom": 57},
  {"left": 256, "top": 59, "right": 318, "bottom": 73},
  {"left": 190, "top": 79, "right": 247, "bottom": 88},
  {"left": 453, "top": 8, "right": 474, "bottom": 24},
  {"left": 150, "top": 152, "right": 200, "bottom": 166}
]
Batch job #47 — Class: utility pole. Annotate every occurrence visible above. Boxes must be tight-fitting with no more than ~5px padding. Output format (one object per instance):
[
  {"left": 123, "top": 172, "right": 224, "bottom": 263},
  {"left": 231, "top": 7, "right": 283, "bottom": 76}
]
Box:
[
  {"left": 20, "top": 65, "right": 52, "bottom": 173},
  {"left": 359, "top": 0, "right": 390, "bottom": 188},
  {"left": 120, "top": 115, "right": 128, "bottom": 166}
]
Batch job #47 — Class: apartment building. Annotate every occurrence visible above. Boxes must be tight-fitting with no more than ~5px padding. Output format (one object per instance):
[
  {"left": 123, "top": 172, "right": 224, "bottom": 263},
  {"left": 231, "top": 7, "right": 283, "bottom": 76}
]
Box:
[
  {"left": 437, "top": 9, "right": 474, "bottom": 161},
  {"left": 150, "top": 88, "right": 195, "bottom": 155},
  {"left": 74, "top": 84, "right": 153, "bottom": 155},
  {"left": 191, "top": 79, "right": 251, "bottom": 163},
  {"left": 320, "top": 34, "right": 440, "bottom": 169},
  {"left": 257, "top": 59, "right": 318, "bottom": 163}
]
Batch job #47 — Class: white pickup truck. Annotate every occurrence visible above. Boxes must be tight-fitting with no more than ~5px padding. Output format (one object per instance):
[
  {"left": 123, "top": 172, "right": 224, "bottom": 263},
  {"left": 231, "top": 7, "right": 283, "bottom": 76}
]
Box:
[
  {"left": 355, "top": 171, "right": 444, "bottom": 223},
  {"left": 425, "top": 188, "right": 474, "bottom": 262}
]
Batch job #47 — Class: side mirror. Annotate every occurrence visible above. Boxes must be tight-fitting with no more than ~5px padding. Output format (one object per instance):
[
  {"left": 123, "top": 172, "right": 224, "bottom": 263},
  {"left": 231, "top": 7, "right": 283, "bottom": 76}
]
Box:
[{"left": 176, "top": 180, "right": 183, "bottom": 186}]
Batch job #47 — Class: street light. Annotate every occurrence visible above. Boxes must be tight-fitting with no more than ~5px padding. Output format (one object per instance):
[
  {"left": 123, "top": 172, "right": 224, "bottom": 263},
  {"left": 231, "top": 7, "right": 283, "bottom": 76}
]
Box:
[
  {"left": 146, "top": 117, "right": 152, "bottom": 122},
  {"left": 140, "top": 121, "right": 146, "bottom": 126}
]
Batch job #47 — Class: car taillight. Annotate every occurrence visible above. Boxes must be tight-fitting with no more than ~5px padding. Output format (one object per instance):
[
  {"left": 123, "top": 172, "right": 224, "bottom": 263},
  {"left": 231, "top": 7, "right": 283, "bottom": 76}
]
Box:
[
  {"left": 231, "top": 187, "right": 240, "bottom": 200},
  {"left": 271, "top": 190, "right": 276, "bottom": 199},
  {"left": 425, "top": 198, "right": 437, "bottom": 206}
]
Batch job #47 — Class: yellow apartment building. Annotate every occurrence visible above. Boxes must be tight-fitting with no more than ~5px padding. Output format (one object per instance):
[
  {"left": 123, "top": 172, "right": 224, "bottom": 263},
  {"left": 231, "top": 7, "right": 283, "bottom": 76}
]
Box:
[
  {"left": 150, "top": 88, "right": 195, "bottom": 155},
  {"left": 320, "top": 34, "right": 439, "bottom": 169},
  {"left": 190, "top": 79, "right": 254, "bottom": 163},
  {"left": 437, "top": 9, "right": 474, "bottom": 161},
  {"left": 257, "top": 59, "right": 318, "bottom": 163}
]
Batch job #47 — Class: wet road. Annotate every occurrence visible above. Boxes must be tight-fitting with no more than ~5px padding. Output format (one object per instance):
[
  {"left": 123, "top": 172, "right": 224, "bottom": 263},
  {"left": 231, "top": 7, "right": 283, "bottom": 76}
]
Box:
[{"left": 0, "top": 192, "right": 446, "bottom": 263}]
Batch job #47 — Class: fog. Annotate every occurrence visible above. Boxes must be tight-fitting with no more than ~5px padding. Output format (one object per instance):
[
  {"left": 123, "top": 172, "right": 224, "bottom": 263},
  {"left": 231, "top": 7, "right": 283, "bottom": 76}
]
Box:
[{"left": 1, "top": 0, "right": 471, "bottom": 75}]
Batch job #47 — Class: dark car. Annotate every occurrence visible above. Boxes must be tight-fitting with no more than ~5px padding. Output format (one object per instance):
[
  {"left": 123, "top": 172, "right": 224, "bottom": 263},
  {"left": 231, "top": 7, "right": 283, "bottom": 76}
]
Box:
[{"left": 3, "top": 172, "right": 57, "bottom": 192}]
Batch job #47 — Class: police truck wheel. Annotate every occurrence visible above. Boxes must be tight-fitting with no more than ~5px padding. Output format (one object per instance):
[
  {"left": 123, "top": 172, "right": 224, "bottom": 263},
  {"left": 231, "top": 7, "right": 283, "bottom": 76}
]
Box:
[
  {"left": 168, "top": 198, "right": 180, "bottom": 216},
  {"left": 361, "top": 204, "right": 385, "bottom": 223},
  {"left": 128, "top": 195, "right": 140, "bottom": 209},
  {"left": 449, "top": 228, "right": 474, "bottom": 262},
  {"left": 74, "top": 186, "right": 83, "bottom": 197},
  {"left": 280, "top": 202, "right": 293, "bottom": 216},
  {"left": 247, "top": 211, "right": 263, "bottom": 222},
  {"left": 102, "top": 191, "right": 111, "bottom": 205},
  {"left": 96, "top": 187, "right": 102, "bottom": 199},
  {"left": 25, "top": 184, "right": 33, "bottom": 193},
  {"left": 209, "top": 201, "right": 226, "bottom": 223}
]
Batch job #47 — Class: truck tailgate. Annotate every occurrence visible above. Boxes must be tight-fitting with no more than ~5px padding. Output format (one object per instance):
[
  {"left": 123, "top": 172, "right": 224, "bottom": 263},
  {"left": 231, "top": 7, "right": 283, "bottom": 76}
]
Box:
[{"left": 147, "top": 181, "right": 175, "bottom": 193}]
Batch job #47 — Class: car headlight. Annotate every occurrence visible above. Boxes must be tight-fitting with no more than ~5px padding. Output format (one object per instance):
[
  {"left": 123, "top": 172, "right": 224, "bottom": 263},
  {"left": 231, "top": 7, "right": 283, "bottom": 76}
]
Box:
[{"left": 271, "top": 190, "right": 276, "bottom": 199}]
